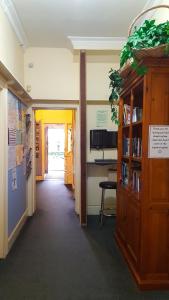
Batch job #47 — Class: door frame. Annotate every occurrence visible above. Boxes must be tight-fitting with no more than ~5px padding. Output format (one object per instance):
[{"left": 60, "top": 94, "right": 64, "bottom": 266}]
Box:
[
  {"left": 44, "top": 125, "right": 48, "bottom": 174},
  {"left": 0, "top": 87, "right": 9, "bottom": 258},
  {"left": 28, "top": 104, "right": 81, "bottom": 218},
  {"left": 44, "top": 123, "right": 65, "bottom": 175}
]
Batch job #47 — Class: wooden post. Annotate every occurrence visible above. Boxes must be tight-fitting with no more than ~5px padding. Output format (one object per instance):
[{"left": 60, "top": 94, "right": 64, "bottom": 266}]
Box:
[{"left": 80, "top": 50, "right": 87, "bottom": 225}]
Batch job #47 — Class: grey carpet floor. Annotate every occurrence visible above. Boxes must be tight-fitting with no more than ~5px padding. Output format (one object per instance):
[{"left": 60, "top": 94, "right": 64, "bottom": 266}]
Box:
[{"left": 0, "top": 180, "right": 169, "bottom": 300}]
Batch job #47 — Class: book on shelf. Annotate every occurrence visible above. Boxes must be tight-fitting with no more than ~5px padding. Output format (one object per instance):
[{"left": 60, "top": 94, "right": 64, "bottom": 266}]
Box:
[
  {"left": 121, "top": 161, "right": 129, "bottom": 186},
  {"left": 123, "top": 137, "right": 130, "bottom": 156},
  {"left": 123, "top": 104, "right": 131, "bottom": 125},
  {"left": 132, "top": 107, "right": 143, "bottom": 123},
  {"left": 132, "top": 137, "right": 142, "bottom": 157},
  {"left": 132, "top": 169, "right": 141, "bottom": 193}
]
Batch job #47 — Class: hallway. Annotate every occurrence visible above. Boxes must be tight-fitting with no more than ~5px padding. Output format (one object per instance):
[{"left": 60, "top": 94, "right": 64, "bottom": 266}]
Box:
[{"left": 0, "top": 181, "right": 169, "bottom": 300}]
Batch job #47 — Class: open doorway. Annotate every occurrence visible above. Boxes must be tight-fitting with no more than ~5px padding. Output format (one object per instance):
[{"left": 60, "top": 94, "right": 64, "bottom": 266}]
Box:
[
  {"left": 45, "top": 125, "right": 65, "bottom": 180},
  {"left": 35, "top": 109, "right": 75, "bottom": 188},
  {"left": 28, "top": 107, "right": 81, "bottom": 224}
]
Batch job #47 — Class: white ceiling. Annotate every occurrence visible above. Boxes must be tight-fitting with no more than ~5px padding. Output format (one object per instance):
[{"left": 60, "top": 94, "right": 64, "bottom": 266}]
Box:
[{"left": 10, "top": 0, "right": 151, "bottom": 48}]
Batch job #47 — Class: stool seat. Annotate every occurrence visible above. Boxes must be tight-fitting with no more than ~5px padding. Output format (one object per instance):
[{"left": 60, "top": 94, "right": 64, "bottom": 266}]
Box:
[
  {"left": 99, "top": 181, "right": 117, "bottom": 226},
  {"left": 99, "top": 181, "right": 117, "bottom": 190}
]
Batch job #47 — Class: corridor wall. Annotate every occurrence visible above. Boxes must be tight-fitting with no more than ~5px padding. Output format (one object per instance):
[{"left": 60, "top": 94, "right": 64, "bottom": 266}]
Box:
[
  {"left": 8, "top": 91, "right": 27, "bottom": 237},
  {"left": 0, "top": 5, "right": 24, "bottom": 85}
]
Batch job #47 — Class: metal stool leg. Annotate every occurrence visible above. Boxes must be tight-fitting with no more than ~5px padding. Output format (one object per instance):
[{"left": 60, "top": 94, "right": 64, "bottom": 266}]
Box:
[{"left": 99, "top": 188, "right": 105, "bottom": 226}]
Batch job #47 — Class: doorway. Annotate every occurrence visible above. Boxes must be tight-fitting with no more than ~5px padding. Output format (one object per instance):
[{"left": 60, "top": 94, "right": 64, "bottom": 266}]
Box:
[
  {"left": 35, "top": 109, "right": 75, "bottom": 188},
  {"left": 45, "top": 125, "right": 65, "bottom": 180}
]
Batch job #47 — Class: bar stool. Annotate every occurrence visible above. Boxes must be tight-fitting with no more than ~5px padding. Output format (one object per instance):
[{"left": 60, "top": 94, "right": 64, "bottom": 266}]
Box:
[{"left": 99, "top": 181, "right": 117, "bottom": 226}]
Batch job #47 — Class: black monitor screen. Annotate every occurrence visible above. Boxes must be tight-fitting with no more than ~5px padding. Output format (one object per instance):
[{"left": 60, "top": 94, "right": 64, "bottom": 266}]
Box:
[
  {"left": 90, "top": 129, "right": 106, "bottom": 149},
  {"left": 90, "top": 129, "right": 117, "bottom": 149},
  {"left": 104, "top": 131, "right": 118, "bottom": 148}
]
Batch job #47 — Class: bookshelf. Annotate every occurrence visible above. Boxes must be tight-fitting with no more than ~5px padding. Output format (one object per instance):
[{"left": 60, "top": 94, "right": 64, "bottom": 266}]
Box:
[
  {"left": 35, "top": 121, "right": 42, "bottom": 179},
  {"left": 115, "top": 58, "right": 169, "bottom": 290}
]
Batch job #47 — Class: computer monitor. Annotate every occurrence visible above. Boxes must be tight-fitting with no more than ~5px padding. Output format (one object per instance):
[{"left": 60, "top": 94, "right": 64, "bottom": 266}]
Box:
[
  {"left": 90, "top": 129, "right": 117, "bottom": 149},
  {"left": 104, "top": 130, "right": 118, "bottom": 149}
]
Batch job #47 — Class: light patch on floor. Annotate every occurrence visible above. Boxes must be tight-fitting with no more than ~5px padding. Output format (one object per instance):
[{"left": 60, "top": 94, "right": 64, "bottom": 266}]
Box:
[{"left": 45, "top": 170, "right": 64, "bottom": 181}]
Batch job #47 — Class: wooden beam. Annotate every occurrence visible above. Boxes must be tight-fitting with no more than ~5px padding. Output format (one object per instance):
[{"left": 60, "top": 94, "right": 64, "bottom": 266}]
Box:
[
  {"left": 80, "top": 50, "right": 87, "bottom": 225},
  {"left": 32, "top": 99, "right": 79, "bottom": 105},
  {"left": 87, "top": 100, "right": 109, "bottom": 105}
]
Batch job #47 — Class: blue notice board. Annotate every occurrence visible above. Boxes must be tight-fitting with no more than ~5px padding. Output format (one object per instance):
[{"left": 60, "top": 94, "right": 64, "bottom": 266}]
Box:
[{"left": 8, "top": 91, "right": 27, "bottom": 237}]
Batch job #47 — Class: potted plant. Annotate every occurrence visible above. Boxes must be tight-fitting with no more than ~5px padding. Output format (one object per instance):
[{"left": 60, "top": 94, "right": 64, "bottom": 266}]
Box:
[{"left": 109, "top": 5, "right": 169, "bottom": 124}]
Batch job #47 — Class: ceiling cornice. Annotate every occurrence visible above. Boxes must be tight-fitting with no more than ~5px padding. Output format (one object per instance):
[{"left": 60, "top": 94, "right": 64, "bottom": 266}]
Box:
[
  {"left": 68, "top": 36, "right": 126, "bottom": 50},
  {"left": 0, "top": 0, "right": 28, "bottom": 48}
]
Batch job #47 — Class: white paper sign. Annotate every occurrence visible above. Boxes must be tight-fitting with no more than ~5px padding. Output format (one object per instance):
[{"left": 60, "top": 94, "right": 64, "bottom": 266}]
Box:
[
  {"left": 8, "top": 146, "right": 16, "bottom": 170},
  {"left": 96, "top": 110, "right": 108, "bottom": 128},
  {"left": 11, "top": 167, "right": 17, "bottom": 191},
  {"left": 148, "top": 125, "right": 169, "bottom": 158}
]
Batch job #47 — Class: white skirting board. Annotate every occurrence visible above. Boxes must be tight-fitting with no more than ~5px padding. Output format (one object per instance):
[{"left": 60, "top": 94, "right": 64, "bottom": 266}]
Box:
[
  {"left": 88, "top": 199, "right": 116, "bottom": 215},
  {"left": 8, "top": 210, "right": 28, "bottom": 253}
]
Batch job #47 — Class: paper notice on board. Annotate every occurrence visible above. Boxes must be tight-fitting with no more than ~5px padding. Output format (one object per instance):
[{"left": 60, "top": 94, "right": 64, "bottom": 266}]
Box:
[
  {"left": 8, "top": 128, "right": 16, "bottom": 146},
  {"left": 8, "top": 100, "right": 16, "bottom": 128},
  {"left": 96, "top": 110, "right": 108, "bottom": 127},
  {"left": 8, "top": 146, "right": 16, "bottom": 170},
  {"left": 11, "top": 167, "right": 17, "bottom": 191},
  {"left": 16, "top": 130, "right": 22, "bottom": 145},
  {"left": 148, "top": 125, "right": 169, "bottom": 158},
  {"left": 16, "top": 145, "right": 24, "bottom": 166}
]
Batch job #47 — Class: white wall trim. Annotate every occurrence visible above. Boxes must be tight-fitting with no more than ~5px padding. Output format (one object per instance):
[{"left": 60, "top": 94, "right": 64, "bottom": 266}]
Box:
[
  {"left": 68, "top": 36, "right": 126, "bottom": 50},
  {"left": 0, "top": 88, "right": 8, "bottom": 258},
  {"left": 0, "top": 75, "right": 7, "bottom": 90},
  {"left": 8, "top": 209, "right": 28, "bottom": 251},
  {"left": 0, "top": 0, "right": 28, "bottom": 48}
]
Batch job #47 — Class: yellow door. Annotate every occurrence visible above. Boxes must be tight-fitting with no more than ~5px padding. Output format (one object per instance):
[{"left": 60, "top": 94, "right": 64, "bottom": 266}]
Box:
[{"left": 64, "top": 123, "right": 73, "bottom": 185}]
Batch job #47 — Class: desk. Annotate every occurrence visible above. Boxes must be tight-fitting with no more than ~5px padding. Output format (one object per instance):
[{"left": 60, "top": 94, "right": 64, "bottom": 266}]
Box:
[
  {"left": 87, "top": 159, "right": 117, "bottom": 167},
  {"left": 86, "top": 159, "right": 117, "bottom": 215}
]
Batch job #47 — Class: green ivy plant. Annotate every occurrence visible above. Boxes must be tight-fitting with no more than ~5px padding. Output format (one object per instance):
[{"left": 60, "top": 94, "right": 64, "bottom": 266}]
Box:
[
  {"left": 109, "top": 69, "right": 123, "bottom": 125},
  {"left": 109, "top": 19, "right": 169, "bottom": 124},
  {"left": 120, "top": 19, "right": 169, "bottom": 75}
]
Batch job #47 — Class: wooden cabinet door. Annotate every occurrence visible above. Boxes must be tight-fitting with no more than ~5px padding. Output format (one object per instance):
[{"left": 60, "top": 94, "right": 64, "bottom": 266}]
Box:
[
  {"left": 116, "top": 187, "right": 128, "bottom": 242},
  {"left": 141, "top": 208, "right": 169, "bottom": 280},
  {"left": 126, "top": 201, "right": 140, "bottom": 265}
]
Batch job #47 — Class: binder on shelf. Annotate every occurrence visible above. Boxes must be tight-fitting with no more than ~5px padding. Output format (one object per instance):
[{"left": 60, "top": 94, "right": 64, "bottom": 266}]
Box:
[
  {"left": 132, "top": 137, "right": 142, "bottom": 157},
  {"left": 132, "top": 169, "right": 141, "bottom": 193},
  {"left": 121, "top": 161, "right": 129, "bottom": 186},
  {"left": 123, "top": 104, "right": 131, "bottom": 125},
  {"left": 123, "top": 137, "right": 130, "bottom": 156},
  {"left": 132, "top": 107, "right": 143, "bottom": 123}
]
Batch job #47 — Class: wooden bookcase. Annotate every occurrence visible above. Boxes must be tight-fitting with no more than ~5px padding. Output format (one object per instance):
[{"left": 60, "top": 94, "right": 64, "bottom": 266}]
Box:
[
  {"left": 115, "top": 58, "right": 169, "bottom": 290},
  {"left": 35, "top": 121, "right": 43, "bottom": 180}
]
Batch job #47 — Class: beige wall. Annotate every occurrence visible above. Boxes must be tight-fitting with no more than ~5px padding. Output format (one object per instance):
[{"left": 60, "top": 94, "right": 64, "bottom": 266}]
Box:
[
  {"left": 24, "top": 48, "right": 80, "bottom": 100},
  {"left": 86, "top": 50, "right": 120, "bottom": 100},
  {"left": 24, "top": 48, "right": 120, "bottom": 101},
  {"left": 24, "top": 48, "right": 120, "bottom": 215},
  {"left": 0, "top": 6, "right": 24, "bottom": 85},
  {"left": 86, "top": 105, "right": 117, "bottom": 215}
]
